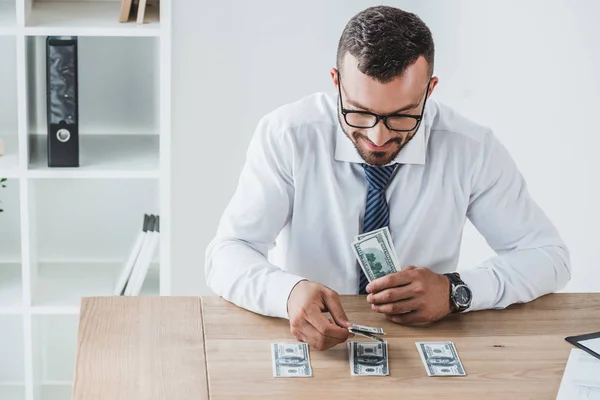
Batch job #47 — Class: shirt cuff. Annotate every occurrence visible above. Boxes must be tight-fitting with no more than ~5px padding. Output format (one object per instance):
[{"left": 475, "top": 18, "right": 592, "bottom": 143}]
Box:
[
  {"left": 458, "top": 265, "right": 500, "bottom": 312},
  {"left": 266, "top": 272, "right": 307, "bottom": 319}
]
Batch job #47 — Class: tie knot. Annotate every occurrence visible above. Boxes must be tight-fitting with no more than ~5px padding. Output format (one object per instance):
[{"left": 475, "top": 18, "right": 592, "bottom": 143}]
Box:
[{"left": 363, "top": 164, "right": 397, "bottom": 190}]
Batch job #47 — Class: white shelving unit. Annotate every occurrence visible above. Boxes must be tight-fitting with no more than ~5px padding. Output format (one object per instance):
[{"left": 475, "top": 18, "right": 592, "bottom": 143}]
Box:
[
  {"left": 0, "top": 2, "right": 16, "bottom": 35},
  {"left": 0, "top": 0, "right": 171, "bottom": 399}
]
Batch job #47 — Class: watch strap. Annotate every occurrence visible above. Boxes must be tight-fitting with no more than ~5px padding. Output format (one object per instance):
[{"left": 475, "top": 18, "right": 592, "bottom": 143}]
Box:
[
  {"left": 444, "top": 272, "right": 467, "bottom": 313},
  {"left": 445, "top": 272, "right": 462, "bottom": 286}
]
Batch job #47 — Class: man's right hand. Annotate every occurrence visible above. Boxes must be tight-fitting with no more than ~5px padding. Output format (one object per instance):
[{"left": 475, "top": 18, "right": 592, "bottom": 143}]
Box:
[{"left": 286, "top": 280, "right": 352, "bottom": 351}]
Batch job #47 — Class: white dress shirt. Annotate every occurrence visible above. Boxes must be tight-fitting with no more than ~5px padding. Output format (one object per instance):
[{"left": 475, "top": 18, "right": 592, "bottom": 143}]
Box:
[{"left": 204, "top": 92, "right": 571, "bottom": 319}]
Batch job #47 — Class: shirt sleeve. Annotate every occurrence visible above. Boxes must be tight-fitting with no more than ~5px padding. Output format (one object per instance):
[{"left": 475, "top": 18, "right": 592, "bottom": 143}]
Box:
[
  {"left": 459, "top": 129, "right": 571, "bottom": 311},
  {"left": 204, "top": 116, "right": 306, "bottom": 319}
]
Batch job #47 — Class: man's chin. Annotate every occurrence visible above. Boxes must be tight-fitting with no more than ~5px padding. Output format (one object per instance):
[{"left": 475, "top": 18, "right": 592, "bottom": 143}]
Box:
[{"left": 356, "top": 146, "right": 400, "bottom": 166}]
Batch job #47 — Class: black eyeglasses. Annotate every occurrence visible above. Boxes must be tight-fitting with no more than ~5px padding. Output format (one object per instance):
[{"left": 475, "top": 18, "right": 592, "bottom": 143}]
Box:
[{"left": 337, "top": 72, "right": 431, "bottom": 132}]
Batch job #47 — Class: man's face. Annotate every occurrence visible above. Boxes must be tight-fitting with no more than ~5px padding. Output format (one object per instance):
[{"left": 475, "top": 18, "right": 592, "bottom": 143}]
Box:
[{"left": 332, "top": 54, "right": 438, "bottom": 166}]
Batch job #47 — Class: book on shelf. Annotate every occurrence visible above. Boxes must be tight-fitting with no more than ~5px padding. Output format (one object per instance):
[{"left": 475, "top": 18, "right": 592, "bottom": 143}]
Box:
[
  {"left": 119, "top": 0, "right": 159, "bottom": 24},
  {"left": 136, "top": 0, "right": 148, "bottom": 24},
  {"left": 125, "top": 214, "right": 159, "bottom": 295},
  {"left": 113, "top": 213, "right": 160, "bottom": 296},
  {"left": 119, "top": 0, "right": 133, "bottom": 22},
  {"left": 113, "top": 214, "right": 149, "bottom": 295}
]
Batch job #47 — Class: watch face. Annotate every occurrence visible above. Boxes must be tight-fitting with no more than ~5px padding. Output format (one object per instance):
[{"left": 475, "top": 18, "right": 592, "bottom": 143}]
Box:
[{"left": 454, "top": 286, "right": 471, "bottom": 306}]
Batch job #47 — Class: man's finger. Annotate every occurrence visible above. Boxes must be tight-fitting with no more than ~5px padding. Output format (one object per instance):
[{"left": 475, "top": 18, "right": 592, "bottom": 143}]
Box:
[
  {"left": 372, "top": 298, "right": 420, "bottom": 314},
  {"left": 367, "top": 285, "right": 413, "bottom": 305},
  {"left": 385, "top": 311, "right": 426, "bottom": 325},
  {"left": 289, "top": 311, "right": 312, "bottom": 339},
  {"left": 305, "top": 305, "right": 350, "bottom": 341},
  {"left": 366, "top": 269, "right": 415, "bottom": 294},
  {"left": 323, "top": 292, "right": 352, "bottom": 328},
  {"left": 301, "top": 321, "right": 345, "bottom": 351}
]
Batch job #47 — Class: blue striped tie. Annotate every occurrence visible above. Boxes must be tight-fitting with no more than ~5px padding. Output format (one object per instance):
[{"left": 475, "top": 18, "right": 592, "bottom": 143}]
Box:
[{"left": 358, "top": 163, "right": 398, "bottom": 294}]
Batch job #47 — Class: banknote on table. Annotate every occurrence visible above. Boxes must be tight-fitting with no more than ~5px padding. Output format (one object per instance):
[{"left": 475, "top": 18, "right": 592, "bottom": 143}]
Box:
[
  {"left": 271, "top": 342, "right": 313, "bottom": 378},
  {"left": 348, "top": 341, "right": 390, "bottom": 376},
  {"left": 415, "top": 341, "right": 466, "bottom": 376},
  {"left": 352, "top": 228, "right": 400, "bottom": 282}
]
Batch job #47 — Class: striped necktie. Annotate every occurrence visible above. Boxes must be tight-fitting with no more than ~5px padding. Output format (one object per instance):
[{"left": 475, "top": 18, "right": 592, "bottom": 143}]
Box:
[{"left": 358, "top": 163, "right": 398, "bottom": 294}]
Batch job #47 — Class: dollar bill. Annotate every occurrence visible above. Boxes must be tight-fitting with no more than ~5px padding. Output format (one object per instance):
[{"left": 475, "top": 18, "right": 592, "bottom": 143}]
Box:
[
  {"left": 348, "top": 341, "right": 389, "bottom": 376},
  {"left": 355, "top": 226, "right": 391, "bottom": 242},
  {"left": 352, "top": 231, "right": 399, "bottom": 282},
  {"left": 349, "top": 323, "right": 385, "bottom": 335},
  {"left": 349, "top": 328, "right": 385, "bottom": 343},
  {"left": 354, "top": 227, "right": 400, "bottom": 269},
  {"left": 271, "top": 342, "right": 313, "bottom": 378},
  {"left": 415, "top": 342, "right": 466, "bottom": 376}
]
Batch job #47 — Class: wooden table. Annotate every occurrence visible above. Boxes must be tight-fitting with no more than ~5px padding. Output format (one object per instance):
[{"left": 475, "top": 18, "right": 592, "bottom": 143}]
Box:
[
  {"left": 201, "top": 293, "right": 600, "bottom": 400},
  {"left": 72, "top": 294, "right": 600, "bottom": 399},
  {"left": 72, "top": 296, "right": 208, "bottom": 400}
]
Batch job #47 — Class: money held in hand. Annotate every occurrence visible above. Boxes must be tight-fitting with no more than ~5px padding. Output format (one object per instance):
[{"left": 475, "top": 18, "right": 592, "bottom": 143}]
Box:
[
  {"left": 348, "top": 341, "right": 390, "bottom": 376},
  {"left": 416, "top": 342, "right": 466, "bottom": 376},
  {"left": 355, "top": 227, "right": 400, "bottom": 267},
  {"left": 348, "top": 323, "right": 386, "bottom": 342},
  {"left": 349, "top": 328, "right": 385, "bottom": 343},
  {"left": 271, "top": 342, "right": 313, "bottom": 378},
  {"left": 350, "top": 323, "right": 385, "bottom": 335},
  {"left": 352, "top": 227, "right": 400, "bottom": 282}
]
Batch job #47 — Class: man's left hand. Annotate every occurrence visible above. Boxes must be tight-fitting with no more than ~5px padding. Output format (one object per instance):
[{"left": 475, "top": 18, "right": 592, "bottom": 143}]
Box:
[{"left": 366, "top": 266, "right": 452, "bottom": 324}]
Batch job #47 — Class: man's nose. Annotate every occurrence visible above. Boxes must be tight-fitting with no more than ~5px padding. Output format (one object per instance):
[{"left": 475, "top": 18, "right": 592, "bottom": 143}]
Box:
[{"left": 366, "top": 120, "right": 392, "bottom": 146}]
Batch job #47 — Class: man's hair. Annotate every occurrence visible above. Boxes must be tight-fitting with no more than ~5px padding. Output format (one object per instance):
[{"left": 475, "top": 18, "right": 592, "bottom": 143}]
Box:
[{"left": 336, "top": 6, "right": 435, "bottom": 83}]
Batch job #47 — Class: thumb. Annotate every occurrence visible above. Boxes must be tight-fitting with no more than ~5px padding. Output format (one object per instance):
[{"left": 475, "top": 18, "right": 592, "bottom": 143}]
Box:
[{"left": 322, "top": 291, "right": 351, "bottom": 328}]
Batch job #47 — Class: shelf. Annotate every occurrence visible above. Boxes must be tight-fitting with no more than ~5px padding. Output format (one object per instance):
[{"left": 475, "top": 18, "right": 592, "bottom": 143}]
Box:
[
  {"left": 32, "top": 261, "right": 159, "bottom": 308},
  {"left": 0, "top": 32, "right": 18, "bottom": 176},
  {"left": 0, "top": 315, "right": 25, "bottom": 386},
  {"left": 0, "top": 385, "right": 25, "bottom": 400},
  {"left": 25, "top": 1, "right": 160, "bottom": 37},
  {"left": 27, "top": 134, "right": 159, "bottom": 179},
  {"left": 25, "top": 35, "right": 161, "bottom": 164},
  {"left": 0, "top": 2, "right": 16, "bottom": 35},
  {"left": 32, "top": 314, "right": 78, "bottom": 399},
  {"left": 0, "top": 135, "right": 19, "bottom": 178},
  {"left": 0, "top": 177, "right": 22, "bottom": 276},
  {"left": 29, "top": 177, "right": 159, "bottom": 257},
  {"left": 31, "top": 306, "right": 79, "bottom": 315},
  {"left": 37, "top": 384, "right": 72, "bottom": 400},
  {"left": 0, "top": 263, "right": 22, "bottom": 308},
  {"left": 0, "top": 0, "right": 170, "bottom": 396}
]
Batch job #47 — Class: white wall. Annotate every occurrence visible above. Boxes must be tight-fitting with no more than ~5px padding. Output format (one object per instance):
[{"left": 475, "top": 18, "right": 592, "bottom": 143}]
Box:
[{"left": 172, "top": 0, "right": 600, "bottom": 296}]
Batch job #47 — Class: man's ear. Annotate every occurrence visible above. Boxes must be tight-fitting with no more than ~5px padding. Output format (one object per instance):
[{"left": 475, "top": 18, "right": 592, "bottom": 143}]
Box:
[{"left": 330, "top": 68, "right": 339, "bottom": 88}]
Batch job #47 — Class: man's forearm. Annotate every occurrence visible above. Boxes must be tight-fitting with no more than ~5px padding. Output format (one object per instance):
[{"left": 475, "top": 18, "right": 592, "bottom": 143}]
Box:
[
  {"left": 459, "top": 244, "right": 571, "bottom": 311},
  {"left": 205, "top": 237, "right": 306, "bottom": 319}
]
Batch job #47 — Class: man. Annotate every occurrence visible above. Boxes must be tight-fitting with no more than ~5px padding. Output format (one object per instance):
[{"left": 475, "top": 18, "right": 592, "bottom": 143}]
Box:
[{"left": 204, "top": 6, "right": 571, "bottom": 351}]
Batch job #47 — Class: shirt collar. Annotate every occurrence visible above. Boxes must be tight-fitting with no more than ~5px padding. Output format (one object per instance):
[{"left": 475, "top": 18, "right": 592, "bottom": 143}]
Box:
[{"left": 334, "top": 103, "right": 430, "bottom": 166}]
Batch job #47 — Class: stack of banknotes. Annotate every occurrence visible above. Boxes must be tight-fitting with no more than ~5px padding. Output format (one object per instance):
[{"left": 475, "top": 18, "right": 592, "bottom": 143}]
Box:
[{"left": 351, "top": 227, "right": 400, "bottom": 282}]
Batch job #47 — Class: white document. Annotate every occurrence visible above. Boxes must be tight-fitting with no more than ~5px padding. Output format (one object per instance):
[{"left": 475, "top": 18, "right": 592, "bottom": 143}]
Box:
[{"left": 556, "top": 348, "right": 600, "bottom": 400}]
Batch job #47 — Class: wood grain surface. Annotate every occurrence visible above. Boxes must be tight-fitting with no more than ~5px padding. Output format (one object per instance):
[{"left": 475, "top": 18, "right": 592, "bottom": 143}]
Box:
[
  {"left": 72, "top": 296, "right": 208, "bottom": 400},
  {"left": 202, "top": 293, "right": 600, "bottom": 400}
]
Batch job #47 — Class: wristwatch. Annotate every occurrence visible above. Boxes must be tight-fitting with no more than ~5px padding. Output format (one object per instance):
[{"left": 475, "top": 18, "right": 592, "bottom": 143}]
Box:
[{"left": 444, "top": 272, "right": 472, "bottom": 313}]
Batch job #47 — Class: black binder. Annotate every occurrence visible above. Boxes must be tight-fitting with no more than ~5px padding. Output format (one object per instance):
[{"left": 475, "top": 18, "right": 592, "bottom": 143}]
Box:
[{"left": 46, "top": 36, "right": 79, "bottom": 167}]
